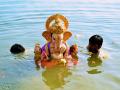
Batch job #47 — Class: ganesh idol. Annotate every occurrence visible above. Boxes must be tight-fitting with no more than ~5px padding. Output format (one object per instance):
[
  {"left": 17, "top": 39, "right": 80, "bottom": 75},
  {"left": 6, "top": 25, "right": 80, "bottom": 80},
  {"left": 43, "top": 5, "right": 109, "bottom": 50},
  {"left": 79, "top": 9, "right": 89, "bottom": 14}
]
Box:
[{"left": 34, "top": 14, "right": 78, "bottom": 68}]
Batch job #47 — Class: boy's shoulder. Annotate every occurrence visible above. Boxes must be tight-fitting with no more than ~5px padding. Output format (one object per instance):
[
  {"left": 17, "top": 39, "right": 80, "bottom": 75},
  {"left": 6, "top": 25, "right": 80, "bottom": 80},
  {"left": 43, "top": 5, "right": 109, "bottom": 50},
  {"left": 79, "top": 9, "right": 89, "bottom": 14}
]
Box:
[{"left": 99, "top": 49, "right": 109, "bottom": 59}]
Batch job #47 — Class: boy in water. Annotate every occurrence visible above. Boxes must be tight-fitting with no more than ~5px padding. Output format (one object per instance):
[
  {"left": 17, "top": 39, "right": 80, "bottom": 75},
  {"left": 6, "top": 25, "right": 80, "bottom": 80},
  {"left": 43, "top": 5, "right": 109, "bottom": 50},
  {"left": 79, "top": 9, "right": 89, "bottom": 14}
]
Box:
[
  {"left": 87, "top": 34, "right": 108, "bottom": 58},
  {"left": 87, "top": 35, "right": 108, "bottom": 68},
  {"left": 87, "top": 35, "right": 103, "bottom": 54}
]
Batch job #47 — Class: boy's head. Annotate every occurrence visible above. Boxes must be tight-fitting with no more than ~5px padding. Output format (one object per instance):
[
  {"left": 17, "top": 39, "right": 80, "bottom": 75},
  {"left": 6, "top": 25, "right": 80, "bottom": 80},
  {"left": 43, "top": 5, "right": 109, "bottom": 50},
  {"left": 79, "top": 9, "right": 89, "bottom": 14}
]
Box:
[
  {"left": 10, "top": 44, "right": 25, "bottom": 54},
  {"left": 87, "top": 35, "right": 103, "bottom": 53}
]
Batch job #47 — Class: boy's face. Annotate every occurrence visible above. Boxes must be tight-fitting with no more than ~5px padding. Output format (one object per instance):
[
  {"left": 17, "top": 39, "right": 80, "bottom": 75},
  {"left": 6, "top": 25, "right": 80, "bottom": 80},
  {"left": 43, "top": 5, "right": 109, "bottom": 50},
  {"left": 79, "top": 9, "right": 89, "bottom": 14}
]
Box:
[{"left": 87, "top": 44, "right": 99, "bottom": 53}]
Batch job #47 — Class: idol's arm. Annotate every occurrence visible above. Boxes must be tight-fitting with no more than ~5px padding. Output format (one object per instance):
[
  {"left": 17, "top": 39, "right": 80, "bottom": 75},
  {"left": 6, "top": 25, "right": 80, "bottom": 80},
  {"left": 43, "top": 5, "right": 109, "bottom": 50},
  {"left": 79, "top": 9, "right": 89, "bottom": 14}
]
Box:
[{"left": 34, "top": 43, "right": 41, "bottom": 68}]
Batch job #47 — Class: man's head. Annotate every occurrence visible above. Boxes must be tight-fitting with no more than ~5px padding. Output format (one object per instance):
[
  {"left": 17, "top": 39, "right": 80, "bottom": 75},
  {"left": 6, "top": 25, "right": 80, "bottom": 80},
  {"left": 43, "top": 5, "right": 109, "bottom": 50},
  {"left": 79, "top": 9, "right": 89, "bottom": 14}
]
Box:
[
  {"left": 10, "top": 44, "right": 25, "bottom": 54},
  {"left": 87, "top": 35, "right": 103, "bottom": 53}
]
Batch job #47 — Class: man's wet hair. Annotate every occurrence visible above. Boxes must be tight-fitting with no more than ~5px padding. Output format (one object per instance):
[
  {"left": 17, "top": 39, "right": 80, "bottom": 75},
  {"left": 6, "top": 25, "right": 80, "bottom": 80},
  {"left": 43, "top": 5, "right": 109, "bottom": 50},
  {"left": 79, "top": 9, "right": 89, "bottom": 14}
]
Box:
[
  {"left": 89, "top": 35, "right": 103, "bottom": 48},
  {"left": 10, "top": 44, "right": 25, "bottom": 54}
]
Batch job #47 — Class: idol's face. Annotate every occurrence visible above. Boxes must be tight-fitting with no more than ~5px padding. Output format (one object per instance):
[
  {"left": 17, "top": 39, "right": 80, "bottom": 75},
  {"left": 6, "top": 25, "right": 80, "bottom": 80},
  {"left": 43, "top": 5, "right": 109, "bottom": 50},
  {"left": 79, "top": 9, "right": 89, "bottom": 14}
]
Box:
[{"left": 52, "top": 33, "right": 63, "bottom": 43}]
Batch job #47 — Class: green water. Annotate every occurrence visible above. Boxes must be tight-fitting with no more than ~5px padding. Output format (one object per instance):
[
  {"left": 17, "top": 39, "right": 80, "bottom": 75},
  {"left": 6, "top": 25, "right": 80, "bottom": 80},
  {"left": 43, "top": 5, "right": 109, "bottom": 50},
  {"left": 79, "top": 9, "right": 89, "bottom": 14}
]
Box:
[{"left": 0, "top": 0, "right": 120, "bottom": 90}]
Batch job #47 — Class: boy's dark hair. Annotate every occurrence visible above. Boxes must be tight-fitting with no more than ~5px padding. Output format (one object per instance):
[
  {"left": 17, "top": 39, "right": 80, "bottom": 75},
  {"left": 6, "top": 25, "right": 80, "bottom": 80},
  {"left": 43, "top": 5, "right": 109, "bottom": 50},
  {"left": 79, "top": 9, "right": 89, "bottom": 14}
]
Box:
[
  {"left": 10, "top": 44, "right": 25, "bottom": 54},
  {"left": 89, "top": 35, "right": 103, "bottom": 49}
]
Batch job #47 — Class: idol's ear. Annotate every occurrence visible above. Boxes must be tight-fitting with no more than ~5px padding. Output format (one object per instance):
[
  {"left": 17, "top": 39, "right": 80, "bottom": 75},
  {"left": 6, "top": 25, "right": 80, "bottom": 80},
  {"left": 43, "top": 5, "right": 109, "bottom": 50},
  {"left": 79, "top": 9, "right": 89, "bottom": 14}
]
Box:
[
  {"left": 42, "top": 31, "right": 52, "bottom": 42},
  {"left": 63, "top": 31, "right": 72, "bottom": 41}
]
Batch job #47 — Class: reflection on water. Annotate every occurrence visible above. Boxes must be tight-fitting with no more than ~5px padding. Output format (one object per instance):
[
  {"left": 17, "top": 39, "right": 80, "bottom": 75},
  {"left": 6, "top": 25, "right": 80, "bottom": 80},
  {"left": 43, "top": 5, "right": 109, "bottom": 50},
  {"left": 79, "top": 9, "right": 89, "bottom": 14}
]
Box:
[
  {"left": 42, "top": 65, "right": 71, "bottom": 90},
  {"left": 87, "top": 69, "right": 102, "bottom": 74},
  {"left": 87, "top": 54, "right": 102, "bottom": 74}
]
